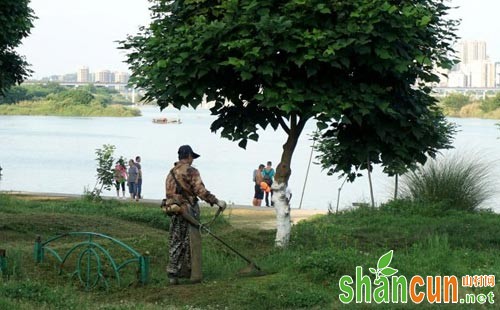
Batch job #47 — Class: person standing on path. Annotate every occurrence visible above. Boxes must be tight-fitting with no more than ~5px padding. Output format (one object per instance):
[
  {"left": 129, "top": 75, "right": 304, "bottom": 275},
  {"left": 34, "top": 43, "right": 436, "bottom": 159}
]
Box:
[
  {"left": 252, "top": 164, "right": 265, "bottom": 207},
  {"left": 113, "top": 158, "right": 128, "bottom": 199},
  {"left": 135, "top": 155, "right": 143, "bottom": 199},
  {"left": 262, "top": 161, "right": 275, "bottom": 207},
  {"left": 127, "top": 159, "right": 139, "bottom": 201},
  {"left": 164, "top": 145, "right": 226, "bottom": 284}
]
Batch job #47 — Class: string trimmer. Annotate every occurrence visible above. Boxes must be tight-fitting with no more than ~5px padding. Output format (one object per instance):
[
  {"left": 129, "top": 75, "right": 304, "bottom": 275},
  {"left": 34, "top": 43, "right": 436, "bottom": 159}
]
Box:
[{"left": 181, "top": 209, "right": 265, "bottom": 277}]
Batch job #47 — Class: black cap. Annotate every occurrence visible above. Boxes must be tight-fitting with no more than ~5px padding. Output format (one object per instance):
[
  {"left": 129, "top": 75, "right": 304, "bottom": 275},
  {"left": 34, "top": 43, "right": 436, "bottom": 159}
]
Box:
[{"left": 178, "top": 145, "right": 200, "bottom": 159}]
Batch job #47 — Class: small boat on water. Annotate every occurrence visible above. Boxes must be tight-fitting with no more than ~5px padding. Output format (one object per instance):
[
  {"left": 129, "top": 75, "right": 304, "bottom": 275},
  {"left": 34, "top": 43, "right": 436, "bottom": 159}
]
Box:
[{"left": 152, "top": 117, "right": 182, "bottom": 124}]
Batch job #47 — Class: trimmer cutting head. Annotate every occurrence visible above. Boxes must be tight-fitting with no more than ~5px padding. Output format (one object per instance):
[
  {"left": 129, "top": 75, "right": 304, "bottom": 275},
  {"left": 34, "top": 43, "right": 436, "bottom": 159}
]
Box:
[{"left": 237, "top": 263, "right": 266, "bottom": 277}]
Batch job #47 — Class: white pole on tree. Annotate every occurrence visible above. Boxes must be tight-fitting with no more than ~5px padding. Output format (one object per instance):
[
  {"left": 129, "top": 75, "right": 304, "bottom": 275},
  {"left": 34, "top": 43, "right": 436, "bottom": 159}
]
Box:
[
  {"left": 335, "top": 176, "right": 348, "bottom": 214},
  {"left": 298, "top": 139, "right": 315, "bottom": 209},
  {"left": 394, "top": 174, "right": 398, "bottom": 200},
  {"left": 367, "top": 156, "right": 375, "bottom": 208}
]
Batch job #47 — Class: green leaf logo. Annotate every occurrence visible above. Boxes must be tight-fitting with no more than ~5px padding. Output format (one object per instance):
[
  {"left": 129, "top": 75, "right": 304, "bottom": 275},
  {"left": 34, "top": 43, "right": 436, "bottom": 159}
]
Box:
[
  {"left": 377, "top": 250, "right": 393, "bottom": 269},
  {"left": 370, "top": 250, "right": 398, "bottom": 280},
  {"left": 381, "top": 267, "right": 398, "bottom": 277}
]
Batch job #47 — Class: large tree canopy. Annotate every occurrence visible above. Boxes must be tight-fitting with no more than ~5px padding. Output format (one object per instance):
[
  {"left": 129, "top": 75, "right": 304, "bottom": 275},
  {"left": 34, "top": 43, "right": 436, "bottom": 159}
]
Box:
[
  {"left": 122, "top": 0, "right": 458, "bottom": 246},
  {"left": 0, "top": 0, "right": 35, "bottom": 95}
]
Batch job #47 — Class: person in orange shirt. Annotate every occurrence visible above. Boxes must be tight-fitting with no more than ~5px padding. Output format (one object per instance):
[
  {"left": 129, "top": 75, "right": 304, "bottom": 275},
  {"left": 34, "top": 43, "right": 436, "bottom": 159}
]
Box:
[{"left": 260, "top": 181, "right": 271, "bottom": 194}]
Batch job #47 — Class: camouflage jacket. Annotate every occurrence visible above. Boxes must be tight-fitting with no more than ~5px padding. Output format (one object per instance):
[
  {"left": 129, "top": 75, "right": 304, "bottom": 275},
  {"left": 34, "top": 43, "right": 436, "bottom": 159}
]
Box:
[{"left": 165, "top": 159, "right": 218, "bottom": 207}]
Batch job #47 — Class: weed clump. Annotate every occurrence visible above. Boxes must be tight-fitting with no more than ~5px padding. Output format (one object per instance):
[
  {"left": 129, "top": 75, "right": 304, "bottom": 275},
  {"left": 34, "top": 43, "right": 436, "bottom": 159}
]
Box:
[{"left": 400, "top": 154, "right": 494, "bottom": 212}]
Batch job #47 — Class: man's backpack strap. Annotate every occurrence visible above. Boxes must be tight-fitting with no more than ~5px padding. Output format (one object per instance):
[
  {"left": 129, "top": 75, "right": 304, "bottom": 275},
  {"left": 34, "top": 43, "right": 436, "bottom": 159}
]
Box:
[{"left": 169, "top": 169, "right": 196, "bottom": 207}]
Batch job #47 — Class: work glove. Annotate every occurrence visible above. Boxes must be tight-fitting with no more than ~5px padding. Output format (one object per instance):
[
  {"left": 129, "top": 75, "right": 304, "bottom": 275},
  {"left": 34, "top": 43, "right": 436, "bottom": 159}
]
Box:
[{"left": 216, "top": 199, "right": 227, "bottom": 211}]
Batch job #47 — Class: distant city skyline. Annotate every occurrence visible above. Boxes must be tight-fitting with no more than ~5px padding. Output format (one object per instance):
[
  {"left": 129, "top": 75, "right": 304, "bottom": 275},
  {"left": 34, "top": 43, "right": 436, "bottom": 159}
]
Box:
[
  {"left": 16, "top": 0, "right": 500, "bottom": 79},
  {"left": 17, "top": 0, "right": 150, "bottom": 79},
  {"left": 35, "top": 66, "right": 130, "bottom": 85}
]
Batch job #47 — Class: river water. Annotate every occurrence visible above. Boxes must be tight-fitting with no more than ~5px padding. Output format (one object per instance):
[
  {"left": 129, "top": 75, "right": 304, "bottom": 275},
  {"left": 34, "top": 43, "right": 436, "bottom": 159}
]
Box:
[{"left": 1, "top": 106, "right": 499, "bottom": 212}]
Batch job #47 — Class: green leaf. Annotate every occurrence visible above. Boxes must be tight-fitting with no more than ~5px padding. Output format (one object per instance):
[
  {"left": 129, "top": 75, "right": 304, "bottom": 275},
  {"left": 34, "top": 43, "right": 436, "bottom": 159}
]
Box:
[
  {"left": 377, "top": 250, "right": 394, "bottom": 270},
  {"left": 157, "top": 60, "right": 167, "bottom": 68},
  {"left": 259, "top": 65, "right": 273, "bottom": 76},
  {"left": 375, "top": 48, "right": 391, "bottom": 60},
  {"left": 254, "top": 93, "right": 264, "bottom": 100},
  {"left": 369, "top": 267, "right": 377, "bottom": 275},
  {"left": 420, "top": 15, "right": 432, "bottom": 26},
  {"left": 241, "top": 71, "right": 253, "bottom": 80},
  {"left": 380, "top": 267, "right": 398, "bottom": 277},
  {"left": 316, "top": 121, "right": 328, "bottom": 130},
  {"left": 238, "top": 139, "right": 248, "bottom": 149},
  {"left": 249, "top": 133, "right": 259, "bottom": 141}
]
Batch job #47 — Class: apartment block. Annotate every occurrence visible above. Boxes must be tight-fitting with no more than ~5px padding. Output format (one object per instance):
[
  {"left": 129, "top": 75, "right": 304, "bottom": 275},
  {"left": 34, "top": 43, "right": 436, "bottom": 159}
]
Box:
[{"left": 77, "top": 66, "right": 90, "bottom": 83}]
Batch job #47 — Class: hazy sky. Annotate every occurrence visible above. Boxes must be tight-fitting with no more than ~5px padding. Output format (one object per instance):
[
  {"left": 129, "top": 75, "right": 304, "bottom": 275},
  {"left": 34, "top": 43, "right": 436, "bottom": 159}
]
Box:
[
  {"left": 17, "top": 0, "right": 500, "bottom": 79},
  {"left": 18, "top": 0, "right": 151, "bottom": 78}
]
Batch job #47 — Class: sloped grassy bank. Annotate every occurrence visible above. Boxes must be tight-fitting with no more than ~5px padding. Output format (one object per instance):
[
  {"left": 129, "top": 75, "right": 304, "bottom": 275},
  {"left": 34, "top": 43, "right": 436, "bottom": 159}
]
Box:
[{"left": 0, "top": 195, "right": 499, "bottom": 309}]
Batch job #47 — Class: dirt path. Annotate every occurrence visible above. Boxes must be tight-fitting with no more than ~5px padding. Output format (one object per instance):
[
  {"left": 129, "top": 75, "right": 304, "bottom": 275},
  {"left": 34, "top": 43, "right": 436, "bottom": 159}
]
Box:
[
  {"left": 2, "top": 191, "right": 328, "bottom": 230},
  {"left": 224, "top": 205, "right": 328, "bottom": 230}
]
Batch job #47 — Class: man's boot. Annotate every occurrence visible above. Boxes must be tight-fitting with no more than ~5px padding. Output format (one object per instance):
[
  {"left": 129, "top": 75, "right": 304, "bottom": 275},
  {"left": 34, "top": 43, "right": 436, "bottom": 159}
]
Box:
[{"left": 189, "top": 225, "right": 202, "bottom": 283}]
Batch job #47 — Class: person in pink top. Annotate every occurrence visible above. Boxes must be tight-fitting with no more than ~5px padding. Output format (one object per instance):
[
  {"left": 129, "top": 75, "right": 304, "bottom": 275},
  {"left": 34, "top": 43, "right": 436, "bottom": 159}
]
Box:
[{"left": 113, "top": 158, "right": 128, "bottom": 199}]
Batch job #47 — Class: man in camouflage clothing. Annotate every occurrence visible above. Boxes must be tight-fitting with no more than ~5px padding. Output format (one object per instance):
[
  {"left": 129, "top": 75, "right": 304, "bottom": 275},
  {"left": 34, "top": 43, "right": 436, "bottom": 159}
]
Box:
[{"left": 164, "top": 145, "right": 226, "bottom": 284}]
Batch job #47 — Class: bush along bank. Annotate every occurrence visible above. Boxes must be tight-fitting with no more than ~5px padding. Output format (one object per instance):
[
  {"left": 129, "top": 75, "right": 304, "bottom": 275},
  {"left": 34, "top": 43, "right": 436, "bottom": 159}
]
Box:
[{"left": 0, "top": 85, "right": 140, "bottom": 117}]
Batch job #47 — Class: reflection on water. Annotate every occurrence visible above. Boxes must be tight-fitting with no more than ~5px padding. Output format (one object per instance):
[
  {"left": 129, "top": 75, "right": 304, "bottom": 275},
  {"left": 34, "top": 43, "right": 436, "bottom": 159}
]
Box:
[{"left": 1, "top": 107, "right": 499, "bottom": 212}]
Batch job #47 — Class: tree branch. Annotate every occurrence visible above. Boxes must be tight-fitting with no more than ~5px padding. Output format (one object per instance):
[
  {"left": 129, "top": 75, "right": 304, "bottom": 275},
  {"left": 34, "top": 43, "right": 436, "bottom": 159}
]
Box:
[
  {"left": 296, "top": 115, "right": 309, "bottom": 134},
  {"left": 290, "top": 113, "right": 297, "bottom": 133},
  {"left": 278, "top": 116, "right": 290, "bottom": 135}
]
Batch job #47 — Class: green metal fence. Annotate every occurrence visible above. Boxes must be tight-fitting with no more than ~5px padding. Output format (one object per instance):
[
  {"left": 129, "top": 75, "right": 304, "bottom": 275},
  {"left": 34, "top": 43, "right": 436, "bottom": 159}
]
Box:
[
  {"left": 34, "top": 232, "right": 149, "bottom": 290},
  {"left": 0, "top": 249, "right": 6, "bottom": 275}
]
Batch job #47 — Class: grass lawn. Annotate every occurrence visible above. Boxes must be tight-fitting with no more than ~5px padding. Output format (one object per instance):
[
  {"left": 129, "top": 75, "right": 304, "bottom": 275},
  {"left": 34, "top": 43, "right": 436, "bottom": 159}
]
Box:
[{"left": 0, "top": 194, "right": 499, "bottom": 309}]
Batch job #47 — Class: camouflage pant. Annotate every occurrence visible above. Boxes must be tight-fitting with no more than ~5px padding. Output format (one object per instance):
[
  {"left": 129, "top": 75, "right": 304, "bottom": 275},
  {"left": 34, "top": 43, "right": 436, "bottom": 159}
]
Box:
[{"left": 167, "top": 204, "right": 200, "bottom": 279}]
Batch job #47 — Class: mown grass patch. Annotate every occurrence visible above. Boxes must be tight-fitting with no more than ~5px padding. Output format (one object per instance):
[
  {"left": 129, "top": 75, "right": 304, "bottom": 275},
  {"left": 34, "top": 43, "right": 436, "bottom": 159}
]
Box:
[{"left": 1, "top": 194, "right": 499, "bottom": 309}]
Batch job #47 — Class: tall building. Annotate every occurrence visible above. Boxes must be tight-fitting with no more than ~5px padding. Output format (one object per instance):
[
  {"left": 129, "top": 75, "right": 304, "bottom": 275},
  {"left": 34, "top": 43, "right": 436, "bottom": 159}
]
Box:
[
  {"left": 95, "top": 70, "right": 112, "bottom": 83},
  {"left": 447, "top": 40, "right": 495, "bottom": 88},
  {"left": 496, "top": 62, "right": 500, "bottom": 87},
  {"left": 77, "top": 66, "right": 90, "bottom": 83},
  {"left": 456, "top": 40, "right": 487, "bottom": 64},
  {"left": 114, "top": 71, "right": 130, "bottom": 84},
  {"left": 62, "top": 73, "right": 77, "bottom": 82}
]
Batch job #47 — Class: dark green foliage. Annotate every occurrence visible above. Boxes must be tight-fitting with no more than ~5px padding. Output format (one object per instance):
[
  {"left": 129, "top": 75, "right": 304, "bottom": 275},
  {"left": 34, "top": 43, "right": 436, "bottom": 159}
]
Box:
[
  {"left": 0, "top": 86, "right": 28, "bottom": 104},
  {"left": 121, "top": 0, "right": 459, "bottom": 187},
  {"left": 311, "top": 0, "right": 459, "bottom": 181},
  {"left": 0, "top": 0, "right": 36, "bottom": 95},
  {"left": 314, "top": 107, "right": 456, "bottom": 182}
]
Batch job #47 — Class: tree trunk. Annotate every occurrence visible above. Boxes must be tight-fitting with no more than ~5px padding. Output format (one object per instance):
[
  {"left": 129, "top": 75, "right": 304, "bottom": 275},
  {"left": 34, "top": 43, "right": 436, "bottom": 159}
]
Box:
[{"left": 273, "top": 114, "right": 305, "bottom": 248}]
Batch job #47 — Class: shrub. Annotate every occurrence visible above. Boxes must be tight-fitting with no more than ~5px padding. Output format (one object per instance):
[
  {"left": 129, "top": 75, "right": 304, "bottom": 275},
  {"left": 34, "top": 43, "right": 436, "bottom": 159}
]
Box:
[
  {"left": 440, "top": 93, "right": 471, "bottom": 111},
  {"left": 480, "top": 93, "right": 500, "bottom": 112},
  {"left": 400, "top": 153, "right": 494, "bottom": 212}
]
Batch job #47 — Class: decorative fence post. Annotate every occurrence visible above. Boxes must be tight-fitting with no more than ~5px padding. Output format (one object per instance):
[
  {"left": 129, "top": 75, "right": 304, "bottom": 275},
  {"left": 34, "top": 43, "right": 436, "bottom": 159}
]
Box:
[
  {"left": 0, "top": 249, "right": 6, "bottom": 274},
  {"left": 34, "top": 232, "right": 150, "bottom": 290},
  {"left": 139, "top": 251, "right": 150, "bottom": 285},
  {"left": 34, "top": 235, "right": 44, "bottom": 263}
]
